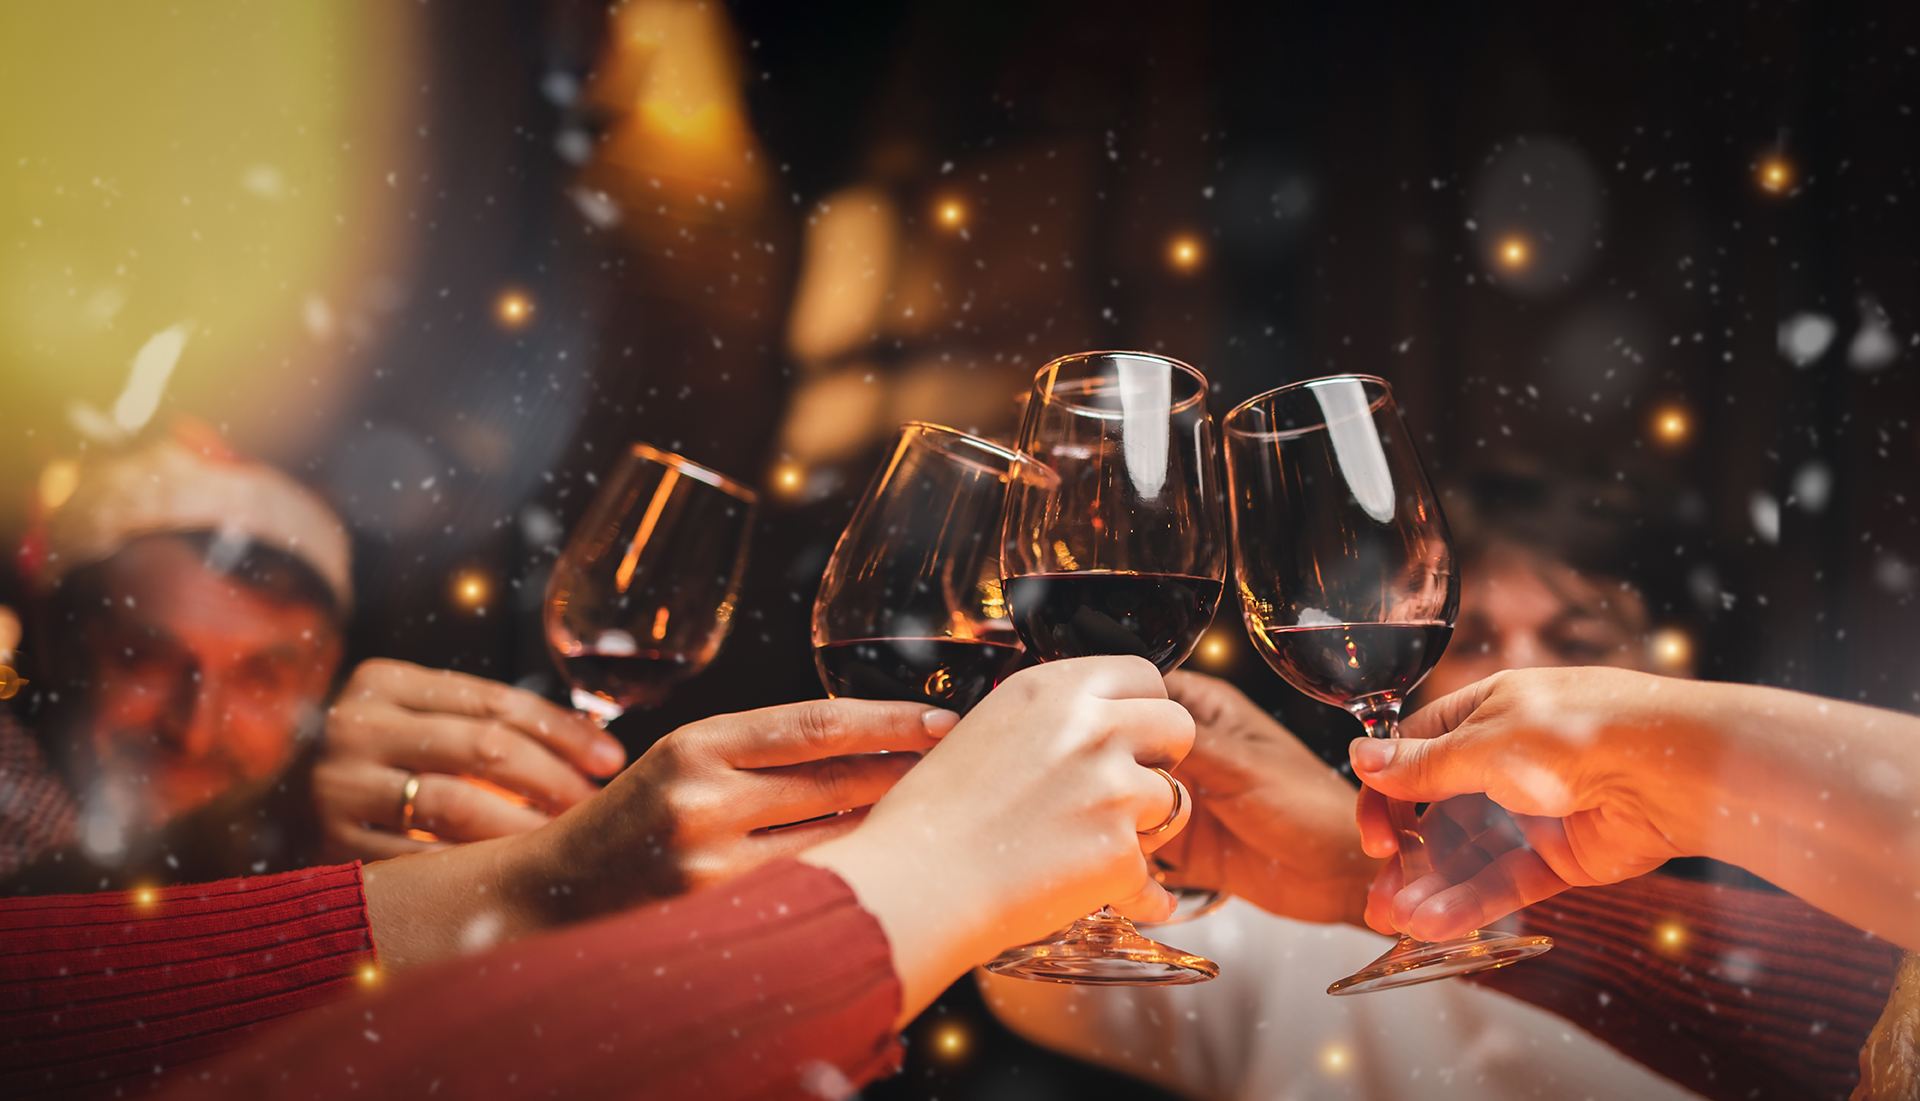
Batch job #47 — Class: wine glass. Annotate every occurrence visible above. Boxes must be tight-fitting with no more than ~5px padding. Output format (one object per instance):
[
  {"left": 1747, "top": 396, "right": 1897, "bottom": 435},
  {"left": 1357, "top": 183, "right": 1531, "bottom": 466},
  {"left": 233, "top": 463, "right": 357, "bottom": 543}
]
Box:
[
  {"left": 1222, "top": 375, "right": 1553, "bottom": 995},
  {"left": 545, "top": 442, "right": 756, "bottom": 727},
  {"left": 812, "top": 422, "right": 1040, "bottom": 714},
  {"left": 986, "top": 350, "right": 1228, "bottom": 986}
]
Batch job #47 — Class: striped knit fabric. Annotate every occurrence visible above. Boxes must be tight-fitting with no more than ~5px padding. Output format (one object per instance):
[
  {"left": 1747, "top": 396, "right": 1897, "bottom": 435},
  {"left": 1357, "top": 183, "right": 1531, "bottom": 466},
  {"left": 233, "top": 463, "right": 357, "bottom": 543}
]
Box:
[
  {"left": 1471, "top": 873, "right": 1904, "bottom": 1101},
  {"left": 0, "top": 714, "right": 77, "bottom": 881},
  {"left": 0, "top": 863, "right": 375, "bottom": 1098}
]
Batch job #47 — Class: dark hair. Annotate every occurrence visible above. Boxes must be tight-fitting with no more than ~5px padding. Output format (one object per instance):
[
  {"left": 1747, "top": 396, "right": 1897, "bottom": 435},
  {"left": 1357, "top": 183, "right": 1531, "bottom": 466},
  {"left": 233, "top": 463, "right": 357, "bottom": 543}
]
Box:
[{"left": 1442, "top": 460, "right": 1653, "bottom": 582}]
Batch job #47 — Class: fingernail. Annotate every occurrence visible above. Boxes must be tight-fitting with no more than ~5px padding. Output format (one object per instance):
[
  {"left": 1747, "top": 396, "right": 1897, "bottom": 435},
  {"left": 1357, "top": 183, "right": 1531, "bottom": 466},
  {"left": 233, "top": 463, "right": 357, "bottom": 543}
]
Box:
[
  {"left": 1350, "top": 737, "right": 1395, "bottom": 771},
  {"left": 591, "top": 739, "right": 626, "bottom": 773},
  {"left": 922, "top": 709, "right": 960, "bottom": 738}
]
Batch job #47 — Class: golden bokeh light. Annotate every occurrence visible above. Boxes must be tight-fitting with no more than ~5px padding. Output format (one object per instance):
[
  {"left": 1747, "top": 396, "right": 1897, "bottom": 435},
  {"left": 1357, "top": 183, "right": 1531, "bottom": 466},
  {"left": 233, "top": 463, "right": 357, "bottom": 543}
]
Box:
[
  {"left": 1167, "top": 233, "right": 1205, "bottom": 273},
  {"left": 1757, "top": 155, "right": 1794, "bottom": 195},
  {"left": 1649, "top": 627, "right": 1693, "bottom": 674},
  {"left": 359, "top": 965, "right": 380, "bottom": 985},
  {"left": 1194, "top": 629, "right": 1235, "bottom": 670},
  {"left": 1495, "top": 234, "right": 1531, "bottom": 271},
  {"left": 1653, "top": 918, "right": 1688, "bottom": 954},
  {"left": 929, "top": 1021, "right": 969, "bottom": 1063},
  {"left": 450, "top": 568, "right": 493, "bottom": 611},
  {"left": 494, "top": 288, "right": 536, "bottom": 331},
  {"left": 1320, "top": 1042, "right": 1351, "bottom": 1074},
  {"left": 934, "top": 196, "right": 967, "bottom": 231},
  {"left": 770, "top": 462, "right": 805, "bottom": 499},
  {"left": 39, "top": 459, "right": 80, "bottom": 511},
  {"left": 1651, "top": 403, "right": 1691, "bottom": 446},
  {"left": 133, "top": 887, "right": 157, "bottom": 908}
]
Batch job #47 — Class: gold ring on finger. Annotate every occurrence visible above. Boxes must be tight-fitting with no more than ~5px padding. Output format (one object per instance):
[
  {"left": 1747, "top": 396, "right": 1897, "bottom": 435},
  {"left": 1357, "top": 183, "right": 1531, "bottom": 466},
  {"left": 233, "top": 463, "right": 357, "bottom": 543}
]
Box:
[
  {"left": 398, "top": 772, "right": 423, "bottom": 834},
  {"left": 1138, "top": 766, "right": 1184, "bottom": 837}
]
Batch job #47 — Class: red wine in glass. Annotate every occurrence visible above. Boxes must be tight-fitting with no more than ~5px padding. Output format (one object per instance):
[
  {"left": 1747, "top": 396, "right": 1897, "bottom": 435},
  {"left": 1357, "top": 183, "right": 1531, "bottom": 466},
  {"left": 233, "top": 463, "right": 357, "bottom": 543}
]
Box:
[
  {"left": 813, "top": 636, "right": 1024, "bottom": 715},
  {"left": 1003, "top": 572, "right": 1223, "bottom": 672},
  {"left": 555, "top": 647, "right": 696, "bottom": 714}
]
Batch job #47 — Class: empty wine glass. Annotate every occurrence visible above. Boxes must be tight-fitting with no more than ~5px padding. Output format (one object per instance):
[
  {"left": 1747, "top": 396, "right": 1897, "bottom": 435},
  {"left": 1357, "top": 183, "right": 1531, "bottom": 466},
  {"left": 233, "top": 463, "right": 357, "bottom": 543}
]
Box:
[
  {"left": 812, "top": 422, "right": 1041, "bottom": 714},
  {"left": 544, "top": 443, "right": 756, "bottom": 727},
  {"left": 986, "top": 350, "right": 1227, "bottom": 986},
  {"left": 1223, "top": 375, "right": 1553, "bottom": 995}
]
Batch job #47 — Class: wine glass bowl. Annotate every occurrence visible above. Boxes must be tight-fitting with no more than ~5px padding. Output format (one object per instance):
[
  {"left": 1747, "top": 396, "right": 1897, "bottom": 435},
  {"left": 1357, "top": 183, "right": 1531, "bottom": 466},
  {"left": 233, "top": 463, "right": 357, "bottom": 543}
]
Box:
[
  {"left": 987, "top": 350, "right": 1228, "bottom": 986},
  {"left": 1223, "top": 375, "right": 1552, "bottom": 995},
  {"left": 812, "top": 422, "right": 1043, "bottom": 715},
  {"left": 545, "top": 443, "right": 756, "bottom": 726}
]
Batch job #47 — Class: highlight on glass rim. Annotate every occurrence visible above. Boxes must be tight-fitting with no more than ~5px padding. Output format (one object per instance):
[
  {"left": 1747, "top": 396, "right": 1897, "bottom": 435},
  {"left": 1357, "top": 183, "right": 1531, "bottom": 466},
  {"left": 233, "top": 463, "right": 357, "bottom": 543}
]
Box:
[{"left": 0, "top": 3, "right": 1913, "bottom": 1099}]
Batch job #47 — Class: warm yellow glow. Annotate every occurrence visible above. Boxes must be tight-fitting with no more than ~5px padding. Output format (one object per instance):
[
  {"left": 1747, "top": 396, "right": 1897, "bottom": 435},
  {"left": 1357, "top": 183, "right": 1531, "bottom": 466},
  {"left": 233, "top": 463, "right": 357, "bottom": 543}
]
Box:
[
  {"left": 1653, "top": 918, "right": 1687, "bottom": 953},
  {"left": 39, "top": 460, "right": 81, "bottom": 511},
  {"left": 935, "top": 197, "right": 967, "bottom": 230},
  {"left": 359, "top": 965, "right": 380, "bottom": 985},
  {"left": 929, "top": 1021, "right": 969, "bottom": 1062},
  {"left": 1649, "top": 627, "right": 1692, "bottom": 673},
  {"left": 1194, "top": 629, "right": 1234, "bottom": 669},
  {"left": 1320, "top": 1042, "right": 1351, "bottom": 1074},
  {"left": 1496, "top": 235, "right": 1531, "bottom": 271},
  {"left": 1651, "top": 403, "right": 1691, "bottom": 446},
  {"left": 1757, "top": 155, "right": 1794, "bottom": 195},
  {"left": 1167, "top": 234, "right": 1205, "bottom": 273},
  {"left": 0, "top": 665, "right": 22, "bottom": 702},
  {"left": 133, "top": 887, "right": 157, "bottom": 907},
  {"left": 450, "top": 569, "right": 492, "bottom": 610},
  {"left": 494, "top": 289, "right": 536, "bottom": 331},
  {"left": 771, "top": 462, "right": 805, "bottom": 499}
]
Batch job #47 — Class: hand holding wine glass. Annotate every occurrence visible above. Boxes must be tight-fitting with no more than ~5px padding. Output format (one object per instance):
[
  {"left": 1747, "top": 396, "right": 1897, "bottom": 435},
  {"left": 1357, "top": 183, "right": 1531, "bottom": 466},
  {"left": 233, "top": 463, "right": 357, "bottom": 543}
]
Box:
[
  {"left": 545, "top": 443, "right": 756, "bottom": 727},
  {"left": 988, "top": 350, "right": 1228, "bottom": 985},
  {"left": 1223, "top": 375, "right": 1552, "bottom": 995}
]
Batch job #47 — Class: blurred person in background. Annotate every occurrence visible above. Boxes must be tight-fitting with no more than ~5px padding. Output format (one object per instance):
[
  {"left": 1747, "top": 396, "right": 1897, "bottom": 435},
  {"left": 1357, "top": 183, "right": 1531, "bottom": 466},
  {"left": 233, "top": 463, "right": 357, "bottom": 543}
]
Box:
[
  {"left": 983, "top": 464, "right": 1905, "bottom": 1101},
  {"left": 2, "top": 423, "right": 626, "bottom": 890}
]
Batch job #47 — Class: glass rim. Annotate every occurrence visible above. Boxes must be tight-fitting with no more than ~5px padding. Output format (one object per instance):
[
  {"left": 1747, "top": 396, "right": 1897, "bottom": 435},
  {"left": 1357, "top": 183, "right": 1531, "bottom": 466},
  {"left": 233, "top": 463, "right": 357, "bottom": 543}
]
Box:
[
  {"left": 897, "top": 421, "right": 1056, "bottom": 485},
  {"left": 1222, "top": 374, "right": 1394, "bottom": 440},
  {"left": 1030, "top": 350, "right": 1209, "bottom": 418},
  {"left": 628, "top": 441, "right": 759, "bottom": 503}
]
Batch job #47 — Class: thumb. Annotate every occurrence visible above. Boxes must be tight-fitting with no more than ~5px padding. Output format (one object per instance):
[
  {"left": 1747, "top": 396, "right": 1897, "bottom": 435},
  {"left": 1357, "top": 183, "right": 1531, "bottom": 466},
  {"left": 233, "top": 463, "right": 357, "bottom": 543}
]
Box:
[{"left": 1347, "top": 730, "right": 1493, "bottom": 805}]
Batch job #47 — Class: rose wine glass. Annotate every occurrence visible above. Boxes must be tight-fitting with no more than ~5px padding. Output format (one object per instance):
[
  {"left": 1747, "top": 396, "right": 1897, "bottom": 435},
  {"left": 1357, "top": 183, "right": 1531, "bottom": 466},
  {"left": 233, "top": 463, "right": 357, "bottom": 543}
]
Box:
[
  {"left": 545, "top": 443, "right": 756, "bottom": 727},
  {"left": 987, "top": 350, "right": 1227, "bottom": 985},
  {"left": 1222, "top": 375, "right": 1553, "bottom": 995},
  {"left": 812, "top": 422, "right": 1041, "bottom": 714}
]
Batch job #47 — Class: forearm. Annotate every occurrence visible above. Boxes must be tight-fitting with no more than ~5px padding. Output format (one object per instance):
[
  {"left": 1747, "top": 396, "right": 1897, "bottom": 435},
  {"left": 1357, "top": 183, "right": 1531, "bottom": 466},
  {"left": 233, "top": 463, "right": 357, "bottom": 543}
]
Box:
[
  {"left": 359, "top": 833, "right": 549, "bottom": 969},
  {"left": 1664, "top": 682, "right": 1920, "bottom": 948}
]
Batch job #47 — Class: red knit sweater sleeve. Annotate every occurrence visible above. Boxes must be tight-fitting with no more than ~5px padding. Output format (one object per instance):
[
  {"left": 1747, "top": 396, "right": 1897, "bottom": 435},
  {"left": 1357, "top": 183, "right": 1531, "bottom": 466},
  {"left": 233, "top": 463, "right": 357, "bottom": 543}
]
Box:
[
  {"left": 1469, "top": 873, "right": 1904, "bottom": 1101},
  {"left": 169, "top": 858, "right": 904, "bottom": 1101},
  {"left": 0, "top": 863, "right": 375, "bottom": 1099}
]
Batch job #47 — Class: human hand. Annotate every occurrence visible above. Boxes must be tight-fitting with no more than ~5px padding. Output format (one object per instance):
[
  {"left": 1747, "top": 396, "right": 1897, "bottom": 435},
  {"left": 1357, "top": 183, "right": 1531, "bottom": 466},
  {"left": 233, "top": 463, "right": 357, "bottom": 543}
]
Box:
[
  {"left": 1351, "top": 667, "right": 1696, "bottom": 942},
  {"left": 802, "top": 655, "right": 1196, "bottom": 1022},
  {"left": 314, "top": 659, "right": 626, "bottom": 861},
  {"left": 1156, "top": 671, "right": 1378, "bottom": 925}
]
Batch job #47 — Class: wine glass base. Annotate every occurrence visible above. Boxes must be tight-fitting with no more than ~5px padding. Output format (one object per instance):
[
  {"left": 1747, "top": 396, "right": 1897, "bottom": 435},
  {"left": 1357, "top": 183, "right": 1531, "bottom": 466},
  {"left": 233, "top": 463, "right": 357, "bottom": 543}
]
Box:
[
  {"left": 984, "top": 911, "right": 1220, "bottom": 985},
  {"left": 1326, "top": 929, "right": 1554, "bottom": 996}
]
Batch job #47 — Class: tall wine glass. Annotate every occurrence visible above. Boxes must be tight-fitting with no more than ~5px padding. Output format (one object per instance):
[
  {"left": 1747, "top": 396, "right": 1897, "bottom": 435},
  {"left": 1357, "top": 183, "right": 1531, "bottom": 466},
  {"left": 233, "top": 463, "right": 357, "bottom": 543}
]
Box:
[
  {"left": 1223, "top": 375, "right": 1553, "bottom": 995},
  {"left": 987, "top": 350, "right": 1228, "bottom": 986},
  {"left": 545, "top": 443, "right": 756, "bottom": 727},
  {"left": 812, "top": 422, "right": 1042, "bottom": 714}
]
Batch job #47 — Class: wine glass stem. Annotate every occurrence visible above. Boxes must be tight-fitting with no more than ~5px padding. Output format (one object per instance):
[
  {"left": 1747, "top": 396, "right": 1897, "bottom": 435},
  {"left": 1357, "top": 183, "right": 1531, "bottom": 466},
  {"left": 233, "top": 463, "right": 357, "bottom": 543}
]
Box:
[{"left": 1353, "top": 700, "right": 1433, "bottom": 883}]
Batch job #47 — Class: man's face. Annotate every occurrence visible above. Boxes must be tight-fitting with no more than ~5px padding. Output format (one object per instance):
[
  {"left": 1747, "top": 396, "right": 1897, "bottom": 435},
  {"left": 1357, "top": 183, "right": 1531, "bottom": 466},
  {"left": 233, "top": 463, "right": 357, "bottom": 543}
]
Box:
[
  {"left": 1420, "top": 540, "right": 1657, "bottom": 703},
  {"left": 69, "top": 536, "right": 342, "bottom": 828}
]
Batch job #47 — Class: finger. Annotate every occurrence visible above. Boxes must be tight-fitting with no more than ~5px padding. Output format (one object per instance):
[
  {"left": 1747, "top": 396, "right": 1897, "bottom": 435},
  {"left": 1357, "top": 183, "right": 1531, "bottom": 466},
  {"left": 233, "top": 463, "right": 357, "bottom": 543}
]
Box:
[
  {"left": 1002, "top": 654, "right": 1170, "bottom": 702},
  {"left": 350, "top": 659, "right": 626, "bottom": 777},
  {"left": 1388, "top": 821, "right": 1523, "bottom": 929},
  {"left": 685, "top": 699, "right": 950, "bottom": 770},
  {"left": 1105, "top": 696, "right": 1197, "bottom": 768},
  {"left": 1135, "top": 774, "right": 1194, "bottom": 854},
  {"left": 376, "top": 713, "right": 600, "bottom": 811},
  {"left": 1348, "top": 732, "right": 1506, "bottom": 807},
  {"left": 329, "top": 822, "right": 447, "bottom": 862},
  {"left": 1356, "top": 783, "right": 1398, "bottom": 858},
  {"left": 736, "top": 753, "right": 922, "bottom": 830},
  {"left": 410, "top": 774, "right": 553, "bottom": 842},
  {"left": 1397, "top": 674, "right": 1503, "bottom": 743},
  {"left": 1107, "top": 875, "right": 1178, "bottom": 924},
  {"left": 1403, "top": 845, "right": 1572, "bottom": 942},
  {"left": 1363, "top": 851, "right": 1406, "bottom": 935}
]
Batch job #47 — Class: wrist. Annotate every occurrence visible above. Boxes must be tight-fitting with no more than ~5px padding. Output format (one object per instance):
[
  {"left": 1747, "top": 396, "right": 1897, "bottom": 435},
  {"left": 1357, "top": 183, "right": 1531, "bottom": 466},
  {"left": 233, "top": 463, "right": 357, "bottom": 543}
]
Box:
[{"left": 1603, "top": 674, "right": 1740, "bottom": 860}]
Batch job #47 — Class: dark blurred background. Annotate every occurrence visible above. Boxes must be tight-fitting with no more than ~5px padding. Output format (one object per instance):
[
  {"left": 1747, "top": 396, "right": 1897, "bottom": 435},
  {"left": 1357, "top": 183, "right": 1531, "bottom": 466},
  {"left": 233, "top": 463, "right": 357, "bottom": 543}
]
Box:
[{"left": 4, "top": 1, "right": 1916, "bottom": 1096}]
